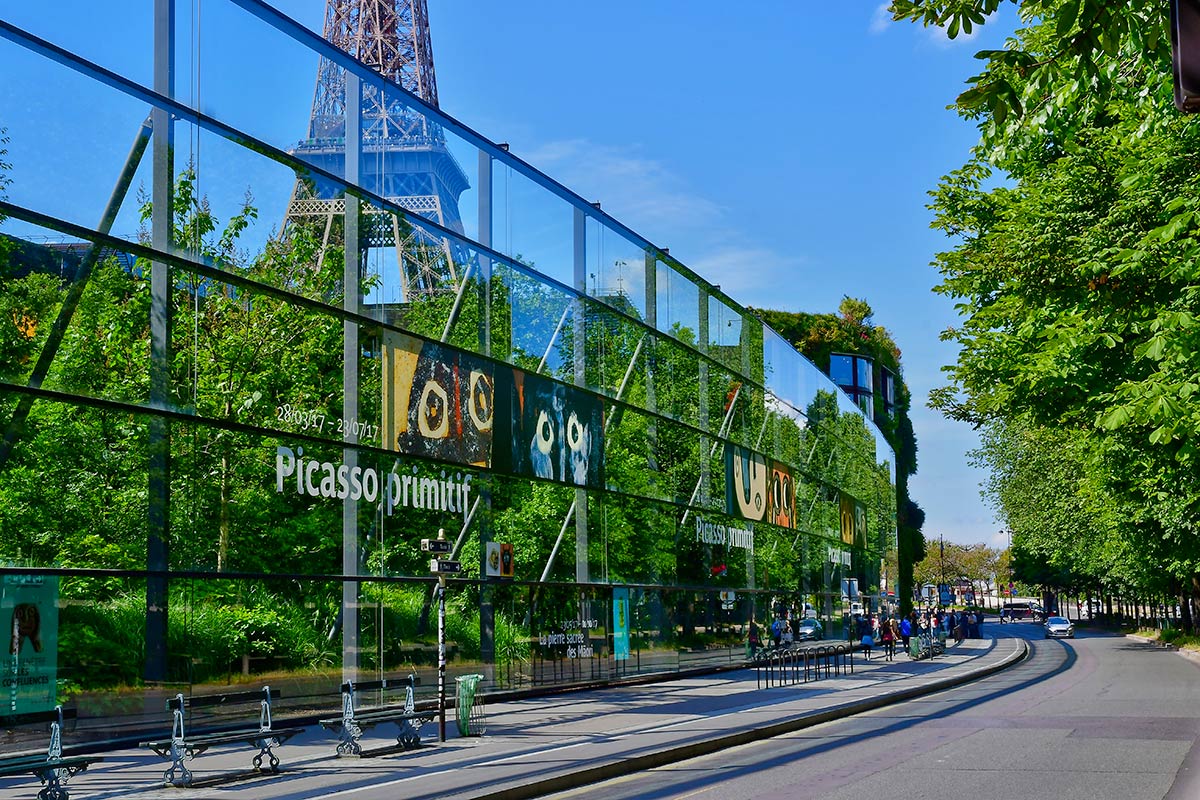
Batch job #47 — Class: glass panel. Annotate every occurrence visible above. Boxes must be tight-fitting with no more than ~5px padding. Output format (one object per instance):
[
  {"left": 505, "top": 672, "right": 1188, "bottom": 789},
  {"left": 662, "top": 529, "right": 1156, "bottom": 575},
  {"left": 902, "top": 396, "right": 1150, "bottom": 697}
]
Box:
[
  {"left": 587, "top": 219, "right": 649, "bottom": 322},
  {"left": 0, "top": 38, "right": 153, "bottom": 241},
  {"left": 829, "top": 354, "right": 855, "bottom": 389},
  {"left": 493, "top": 162, "right": 574, "bottom": 288},
  {"left": 0, "top": 399, "right": 151, "bottom": 569},
  {"left": 499, "top": 261, "right": 575, "bottom": 377},
  {"left": 708, "top": 295, "right": 743, "bottom": 371},
  {"left": 1, "top": 2, "right": 151, "bottom": 88},
  {"left": 655, "top": 261, "right": 699, "bottom": 344},
  {"left": 857, "top": 356, "right": 874, "bottom": 391},
  {"left": 199, "top": 1, "right": 331, "bottom": 166}
]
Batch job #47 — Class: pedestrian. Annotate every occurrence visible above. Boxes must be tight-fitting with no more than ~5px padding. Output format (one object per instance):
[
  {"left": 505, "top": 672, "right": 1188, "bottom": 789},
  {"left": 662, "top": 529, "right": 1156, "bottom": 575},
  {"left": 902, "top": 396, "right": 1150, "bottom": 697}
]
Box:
[
  {"left": 968, "top": 610, "right": 978, "bottom": 639},
  {"left": 771, "top": 616, "right": 783, "bottom": 648},
  {"left": 860, "top": 622, "right": 874, "bottom": 661},
  {"left": 900, "top": 615, "right": 912, "bottom": 653},
  {"left": 748, "top": 623, "right": 760, "bottom": 659},
  {"left": 880, "top": 616, "right": 896, "bottom": 661},
  {"left": 953, "top": 611, "right": 964, "bottom": 644}
]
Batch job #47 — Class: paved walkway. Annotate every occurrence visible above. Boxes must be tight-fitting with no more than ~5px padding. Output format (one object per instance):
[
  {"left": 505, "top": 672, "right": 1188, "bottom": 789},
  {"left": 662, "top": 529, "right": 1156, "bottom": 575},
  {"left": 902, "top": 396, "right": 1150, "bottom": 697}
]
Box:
[{"left": 0, "top": 635, "right": 1026, "bottom": 800}]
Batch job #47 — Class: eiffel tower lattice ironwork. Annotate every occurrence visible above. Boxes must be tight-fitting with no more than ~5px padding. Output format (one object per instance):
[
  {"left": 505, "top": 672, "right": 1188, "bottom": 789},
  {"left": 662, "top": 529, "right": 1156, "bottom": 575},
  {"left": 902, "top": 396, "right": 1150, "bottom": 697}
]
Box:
[{"left": 284, "top": 0, "right": 470, "bottom": 297}]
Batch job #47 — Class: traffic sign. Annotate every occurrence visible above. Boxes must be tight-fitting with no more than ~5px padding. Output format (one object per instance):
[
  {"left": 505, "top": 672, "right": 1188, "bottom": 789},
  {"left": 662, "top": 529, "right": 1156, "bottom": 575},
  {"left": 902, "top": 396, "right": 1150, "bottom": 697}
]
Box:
[
  {"left": 422, "top": 539, "right": 452, "bottom": 553},
  {"left": 430, "top": 558, "right": 462, "bottom": 574}
]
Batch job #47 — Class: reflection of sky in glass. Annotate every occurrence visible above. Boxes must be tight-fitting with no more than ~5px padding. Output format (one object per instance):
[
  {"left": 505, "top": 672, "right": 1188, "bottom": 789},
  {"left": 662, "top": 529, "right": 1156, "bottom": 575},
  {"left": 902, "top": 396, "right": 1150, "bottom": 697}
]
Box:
[
  {"left": 829, "top": 354, "right": 854, "bottom": 387},
  {"left": 494, "top": 164, "right": 573, "bottom": 288},
  {"left": 587, "top": 220, "right": 648, "bottom": 321}
]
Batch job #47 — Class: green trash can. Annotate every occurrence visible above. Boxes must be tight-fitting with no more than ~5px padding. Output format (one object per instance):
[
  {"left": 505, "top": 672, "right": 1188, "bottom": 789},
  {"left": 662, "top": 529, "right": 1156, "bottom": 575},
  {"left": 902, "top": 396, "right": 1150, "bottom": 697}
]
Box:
[{"left": 455, "top": 674, "right": 486, "bottom": 737}]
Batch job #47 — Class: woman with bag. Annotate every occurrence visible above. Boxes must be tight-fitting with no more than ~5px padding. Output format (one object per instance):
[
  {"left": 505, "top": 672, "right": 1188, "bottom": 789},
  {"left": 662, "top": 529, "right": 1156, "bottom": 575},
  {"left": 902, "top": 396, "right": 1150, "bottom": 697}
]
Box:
[{"left": 880, "top": 616, "right": 896, "bottom": 661}]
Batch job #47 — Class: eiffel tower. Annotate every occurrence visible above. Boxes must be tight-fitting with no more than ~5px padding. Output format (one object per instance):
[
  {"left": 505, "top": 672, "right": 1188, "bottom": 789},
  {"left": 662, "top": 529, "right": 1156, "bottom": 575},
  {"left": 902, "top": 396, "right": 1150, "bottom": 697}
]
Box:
[{"left": 284, "top": 0, "right": 470, "bottom": 297}]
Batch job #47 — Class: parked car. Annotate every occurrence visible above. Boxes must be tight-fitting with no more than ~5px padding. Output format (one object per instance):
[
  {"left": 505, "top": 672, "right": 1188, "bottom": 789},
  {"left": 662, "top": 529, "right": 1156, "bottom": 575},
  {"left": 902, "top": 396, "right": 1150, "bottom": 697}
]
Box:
[
  {"left": 796, "top": 617, "right": 823, "bottom": 641},
  {"left": 1044, "top": 616, "right": 1075, "bottom": 639},
  {"left": 1003, "top": 602, "right": 1044, "bottom": 621}
]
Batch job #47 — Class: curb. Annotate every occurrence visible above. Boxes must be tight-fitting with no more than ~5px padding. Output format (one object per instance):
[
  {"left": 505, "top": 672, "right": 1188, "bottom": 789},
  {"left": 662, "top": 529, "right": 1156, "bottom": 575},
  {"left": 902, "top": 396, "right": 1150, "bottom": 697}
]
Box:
[{"left": 470, "top": 637, "right": 1029, "bottom": 800}]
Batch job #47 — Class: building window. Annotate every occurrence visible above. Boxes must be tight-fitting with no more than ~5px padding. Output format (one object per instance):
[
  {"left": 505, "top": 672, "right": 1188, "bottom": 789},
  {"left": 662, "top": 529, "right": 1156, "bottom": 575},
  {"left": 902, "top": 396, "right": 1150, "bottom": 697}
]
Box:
[
  {"left": 880, "top": 367, "right": 897, "bottom": 419},
  {"left": 830, "top": 353, "right": 874, "bottom": 420}
]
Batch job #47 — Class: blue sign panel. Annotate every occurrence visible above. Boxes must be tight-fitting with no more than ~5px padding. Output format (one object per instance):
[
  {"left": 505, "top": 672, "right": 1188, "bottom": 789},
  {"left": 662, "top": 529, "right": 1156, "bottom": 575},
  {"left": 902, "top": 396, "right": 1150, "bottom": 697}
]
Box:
[{"left": 612, "top": 588, "right": 631, "bottom": 662}]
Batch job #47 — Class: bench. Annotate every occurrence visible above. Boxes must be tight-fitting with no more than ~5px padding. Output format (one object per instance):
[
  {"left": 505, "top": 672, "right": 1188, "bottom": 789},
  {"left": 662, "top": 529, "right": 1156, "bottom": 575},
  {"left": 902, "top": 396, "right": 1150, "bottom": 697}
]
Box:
[
  {"left": 319, "top": 674, "right": 434, "bottom": 756},
  {"left": 140, "top": 685, "right": 304, "bottom": 787},
  {"left": 0, "top": 706, "right": 101, "bottom": 800}
]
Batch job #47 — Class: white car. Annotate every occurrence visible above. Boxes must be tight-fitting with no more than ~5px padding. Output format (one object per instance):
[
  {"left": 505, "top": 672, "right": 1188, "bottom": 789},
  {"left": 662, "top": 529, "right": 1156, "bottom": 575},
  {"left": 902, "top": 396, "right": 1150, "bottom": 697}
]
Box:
[{"left": 1044, "top": 616, "right": 1075, "bottom": 639}]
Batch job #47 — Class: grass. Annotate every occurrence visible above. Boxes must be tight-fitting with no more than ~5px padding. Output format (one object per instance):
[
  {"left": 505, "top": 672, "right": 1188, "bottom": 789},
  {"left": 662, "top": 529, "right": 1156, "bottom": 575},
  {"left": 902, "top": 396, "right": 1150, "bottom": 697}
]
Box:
[{"left": 1133, "top": 627, "right": 1200, "bottom": 651}]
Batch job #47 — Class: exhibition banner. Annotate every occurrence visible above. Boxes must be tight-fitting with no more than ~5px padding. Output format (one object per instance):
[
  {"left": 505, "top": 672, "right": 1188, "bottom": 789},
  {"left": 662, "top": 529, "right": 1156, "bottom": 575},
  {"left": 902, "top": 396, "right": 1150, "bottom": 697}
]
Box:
[{"left": 3, "top": 574, "right": 58, "bottom": 715}]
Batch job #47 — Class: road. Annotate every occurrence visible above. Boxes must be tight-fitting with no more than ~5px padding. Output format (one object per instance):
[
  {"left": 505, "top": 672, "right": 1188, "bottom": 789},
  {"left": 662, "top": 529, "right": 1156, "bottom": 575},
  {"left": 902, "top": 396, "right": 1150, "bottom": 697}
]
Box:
[{"left": 544, "top": 623, "right": 1200, "bottom": 800}]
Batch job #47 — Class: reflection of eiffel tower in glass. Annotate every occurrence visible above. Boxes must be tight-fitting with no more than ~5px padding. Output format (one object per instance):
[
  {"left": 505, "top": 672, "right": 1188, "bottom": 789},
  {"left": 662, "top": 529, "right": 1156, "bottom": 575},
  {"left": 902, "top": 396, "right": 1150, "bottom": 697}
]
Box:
[{"left": 284, "top": 0, "right": 469, "bottom": 297}]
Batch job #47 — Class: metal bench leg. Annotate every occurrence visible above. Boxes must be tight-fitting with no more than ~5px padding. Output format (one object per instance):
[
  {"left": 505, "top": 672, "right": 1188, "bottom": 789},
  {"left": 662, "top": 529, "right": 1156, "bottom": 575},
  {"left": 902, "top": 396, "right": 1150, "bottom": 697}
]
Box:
[
  {"left": 397, "top": 718, "right": 422, "bottom": 749},
  {"left": 337, "top": 721, "right": 364, "bottom": 757},
  {"left": 36, "top": 767, "right": 70, "bottom": 800},
  {"left": 252, "top": 737, "right": 281, "bottom": 772},
  {"left": 164, "top": 741, "right": 193, "bottom": 787}
]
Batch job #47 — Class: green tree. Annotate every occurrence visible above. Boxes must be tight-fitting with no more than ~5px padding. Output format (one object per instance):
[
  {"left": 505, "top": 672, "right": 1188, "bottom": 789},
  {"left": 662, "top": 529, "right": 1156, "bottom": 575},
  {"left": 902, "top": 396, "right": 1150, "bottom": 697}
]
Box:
[{"left": 903, "top": 0, "right": 1200, "bottom": 624}]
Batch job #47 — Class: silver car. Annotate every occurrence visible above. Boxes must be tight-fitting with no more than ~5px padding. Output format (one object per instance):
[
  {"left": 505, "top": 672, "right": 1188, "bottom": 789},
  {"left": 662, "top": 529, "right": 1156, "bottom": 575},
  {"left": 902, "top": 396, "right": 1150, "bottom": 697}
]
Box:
[
  {"left": 796, "top": 617, "right": 823, "bottom": 641},
  {"left": 1044, "top": 616, "right": 1075, "bottom": 639}
]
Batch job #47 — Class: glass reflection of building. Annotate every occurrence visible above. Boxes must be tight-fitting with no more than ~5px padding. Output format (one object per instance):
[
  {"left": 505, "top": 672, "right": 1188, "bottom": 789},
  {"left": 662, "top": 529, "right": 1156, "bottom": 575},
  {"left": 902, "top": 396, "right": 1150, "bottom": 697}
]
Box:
[{"left": 0, "top": 0, "right": 898, "bottom": 730}]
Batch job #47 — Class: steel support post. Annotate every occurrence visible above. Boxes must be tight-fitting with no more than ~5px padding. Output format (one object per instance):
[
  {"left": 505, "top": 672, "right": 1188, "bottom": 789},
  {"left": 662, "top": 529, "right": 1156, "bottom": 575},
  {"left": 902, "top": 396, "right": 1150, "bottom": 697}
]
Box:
[
  {"left": 145, "top": 0, "right": 174, "bottom": 684},
  {"left": 342, "top": 71, "right": 362, "bottom": 681},
  {"left": 477, "top": 148, "right": 495, "bottom": 669},
  {"left": 573, "top": 208, "right": 588, "bottom": 584}
]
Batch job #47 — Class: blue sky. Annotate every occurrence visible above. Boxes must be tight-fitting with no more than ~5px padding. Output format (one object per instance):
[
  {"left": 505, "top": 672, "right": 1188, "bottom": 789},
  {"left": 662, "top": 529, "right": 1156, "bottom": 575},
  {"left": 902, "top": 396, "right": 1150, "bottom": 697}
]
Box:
[{"left": 0, "top": 1, "right": 1020, "bottom": 547}]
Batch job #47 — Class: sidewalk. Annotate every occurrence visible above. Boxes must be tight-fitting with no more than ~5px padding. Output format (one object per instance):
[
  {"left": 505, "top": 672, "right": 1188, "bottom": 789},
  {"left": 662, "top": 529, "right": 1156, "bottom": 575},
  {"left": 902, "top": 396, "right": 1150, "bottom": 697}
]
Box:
[{"left": 0, "top": 634, "right": 1026, "bottom": 800}]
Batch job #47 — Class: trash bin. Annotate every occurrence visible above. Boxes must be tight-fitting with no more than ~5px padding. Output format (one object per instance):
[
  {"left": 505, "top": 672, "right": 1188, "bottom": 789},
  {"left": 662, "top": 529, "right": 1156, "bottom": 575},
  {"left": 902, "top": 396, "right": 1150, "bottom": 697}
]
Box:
[{"left": 455, "top": 674, "right": 486, "bottom": 737}]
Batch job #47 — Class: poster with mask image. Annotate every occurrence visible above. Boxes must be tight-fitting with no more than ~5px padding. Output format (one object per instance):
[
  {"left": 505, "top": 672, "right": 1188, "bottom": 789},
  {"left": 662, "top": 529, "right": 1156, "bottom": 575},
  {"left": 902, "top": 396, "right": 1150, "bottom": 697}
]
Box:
[
  {"left": 381, "top": 331, "right": 494, "bottom": 467},
  {"left": 769, "top": 462, "right": 795, "bottom": 528},
  {"left": 494, "top": 369, "right": 603, "bottom": 488},
  {"left": 839, "top": 492, "right": 868, "bottom": 548},
  {"left": 725, "top": 444, "right": 768, "bottom": 522},
  {"left": 2, "top": 574, "right": 58, "bottom": 715}
]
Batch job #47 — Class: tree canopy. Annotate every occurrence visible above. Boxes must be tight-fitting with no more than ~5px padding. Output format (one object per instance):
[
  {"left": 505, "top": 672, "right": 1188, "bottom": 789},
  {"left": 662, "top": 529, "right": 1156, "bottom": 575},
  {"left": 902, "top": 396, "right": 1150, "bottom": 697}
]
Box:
[{"left": 894, "top": 0, "right": 1200, "bottom": 614}]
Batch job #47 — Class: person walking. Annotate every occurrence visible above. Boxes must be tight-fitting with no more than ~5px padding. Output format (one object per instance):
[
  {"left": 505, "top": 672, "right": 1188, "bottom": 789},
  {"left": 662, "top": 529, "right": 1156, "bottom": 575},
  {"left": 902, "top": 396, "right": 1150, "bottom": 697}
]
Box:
[
  {"left": 880, "top": 616, "right": 896, "bottom": 661},
  {"left": 859, "top": 615, "right": 874, "bottom": 661},
  {"left": 900, "top": 614, "right": 912, "bottom": 654}
]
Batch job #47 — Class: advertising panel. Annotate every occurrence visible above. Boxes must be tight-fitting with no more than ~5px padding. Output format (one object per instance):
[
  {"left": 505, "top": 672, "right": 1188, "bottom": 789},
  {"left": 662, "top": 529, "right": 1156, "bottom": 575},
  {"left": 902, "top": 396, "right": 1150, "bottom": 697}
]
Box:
[
  {"left": 725, "top": 444, "right": 768, "bottom": 522},
  {"left": 612, "top": 587, "right": 630, "bottom": 661},
  {"left": 494, "top": 370, "right": 604, "bottom": 488},
  {"left": 768, "top": 462, "right": 795, "bottom": 528},
  {"left": 3, "top": 574, "right": 58, "bottom": 715},
  {"left": 839, "top": 492, "right": 868, "bottom": 548},
  {"left": 381, "top": 331, "right": 494, "bottom": 467}
]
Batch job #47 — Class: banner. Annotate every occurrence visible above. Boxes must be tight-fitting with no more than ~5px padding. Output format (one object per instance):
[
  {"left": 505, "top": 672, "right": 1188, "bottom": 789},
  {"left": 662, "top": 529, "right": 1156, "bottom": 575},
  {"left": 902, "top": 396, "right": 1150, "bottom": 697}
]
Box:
[
  {"left": 839, "top": 492, "right": 867, "bottom": 548},
  {"left": 494, "top": 370, "right": 604, "bottom": 488},
  {"left": 381, "top": 331, "right": 494, "bottom": 467},
  {"left": 768, "top": 462, "right": 795, "bottom": 528},
  {"left": 612, "top": 588, "right": 630, "bottom": 661},
  {"left": 3, "top": 574, "right": 58, "bottom": 715},
  {"left": 725, "top": 444, "right": 767, "bottom": 522}
]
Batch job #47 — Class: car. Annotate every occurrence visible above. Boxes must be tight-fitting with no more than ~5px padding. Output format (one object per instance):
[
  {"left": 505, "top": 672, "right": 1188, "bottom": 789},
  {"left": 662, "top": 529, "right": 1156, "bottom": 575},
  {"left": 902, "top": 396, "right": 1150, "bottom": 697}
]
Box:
[
  {"left": 796, "top": 617, "right": 823, "bottom": 641},
  {"left": 1044, "top": 616, "right": 1075, "bottom": 639}
]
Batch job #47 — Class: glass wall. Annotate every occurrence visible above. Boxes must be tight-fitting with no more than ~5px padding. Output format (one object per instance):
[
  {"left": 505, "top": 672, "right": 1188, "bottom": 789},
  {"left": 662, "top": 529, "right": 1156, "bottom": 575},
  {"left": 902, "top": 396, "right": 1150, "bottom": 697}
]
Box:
[{"left": 0, "top": 0, "right": 896, "bottom": 746}]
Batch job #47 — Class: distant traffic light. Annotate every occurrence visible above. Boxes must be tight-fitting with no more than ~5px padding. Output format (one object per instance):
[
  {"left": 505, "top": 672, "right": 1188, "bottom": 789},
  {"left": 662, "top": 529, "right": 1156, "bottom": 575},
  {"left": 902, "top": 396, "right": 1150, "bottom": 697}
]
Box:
[{"left": 1173, "top": 0, "right": 1200, "bottom": 112}]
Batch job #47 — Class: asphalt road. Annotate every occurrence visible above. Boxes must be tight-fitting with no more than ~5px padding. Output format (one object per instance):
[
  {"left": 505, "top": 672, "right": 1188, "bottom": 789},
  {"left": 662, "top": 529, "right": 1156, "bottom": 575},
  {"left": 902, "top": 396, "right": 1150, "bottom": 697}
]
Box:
[{"left": 543, "top": 623, "right": 1200, "bottom": 800}]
